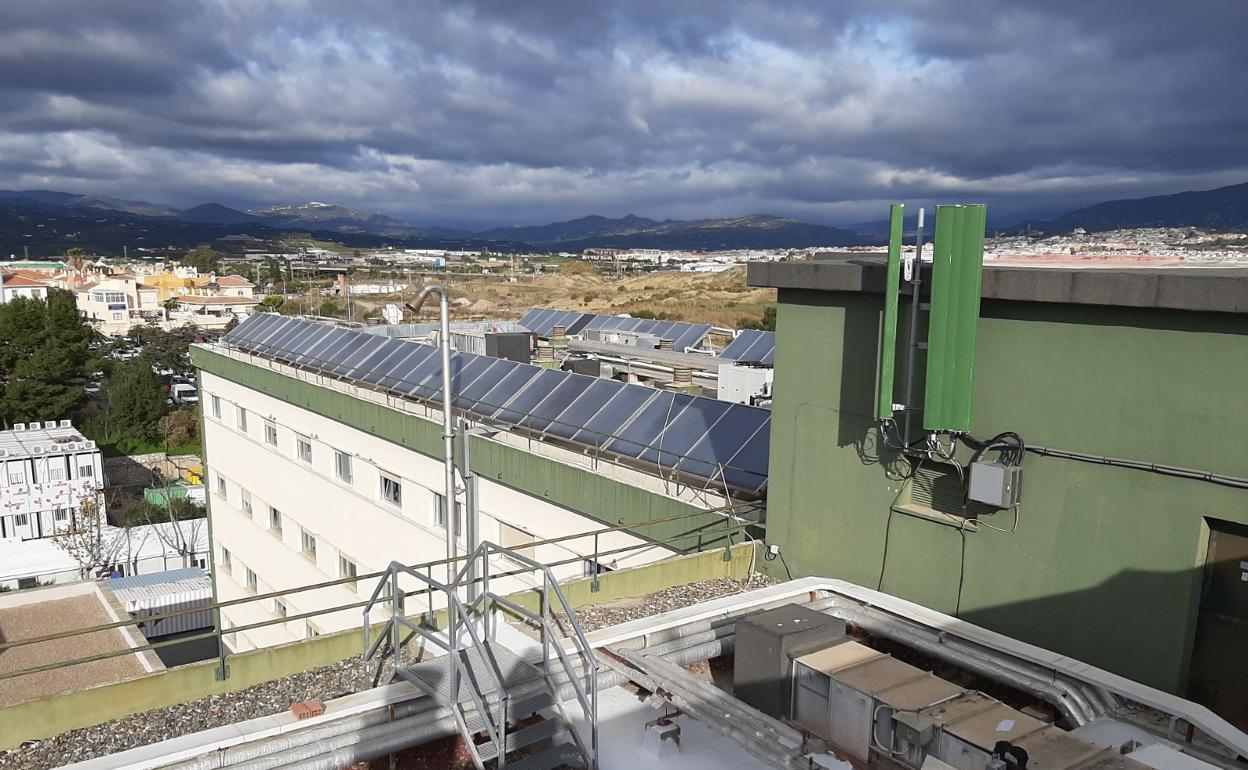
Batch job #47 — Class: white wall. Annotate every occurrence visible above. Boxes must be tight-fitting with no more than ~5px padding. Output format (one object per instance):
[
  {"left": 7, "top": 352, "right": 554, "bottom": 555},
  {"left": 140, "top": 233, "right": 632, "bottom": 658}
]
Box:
[{"left": 201, "top": 371, "right": 675, "bottom": 651}]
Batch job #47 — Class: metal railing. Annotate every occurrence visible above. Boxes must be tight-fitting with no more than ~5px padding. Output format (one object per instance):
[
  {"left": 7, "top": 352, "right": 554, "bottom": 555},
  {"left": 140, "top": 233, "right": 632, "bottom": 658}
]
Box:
[
  {"left": 363, "top": 560, "right": 511, "bottom": 769},
  {"left": 462, "top": 541, "right": 600, "bottom": 769},
  {"left": 0, "top": 505, "right": 759, "bottom": 685}
]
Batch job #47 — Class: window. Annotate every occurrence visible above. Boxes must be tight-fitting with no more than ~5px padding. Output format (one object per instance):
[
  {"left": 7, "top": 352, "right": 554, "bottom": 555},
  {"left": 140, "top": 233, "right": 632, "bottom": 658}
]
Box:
[
  {"left": 220, "top": 547, "right": 232, "bottom": 573},
  {"left": 78, "top": 464, "right": 94, "bottom": 479},
  {"left": 305, "top": 621, "right": 321, "bottom": 639},
  {"left": 240, "top": 489, "right": 252, "bottom": 515},
  {"left": 264, "top": 420, "right": 278, "bottom": 446},
  {"left": 211, "top": 395, "right": 221, "bottom": 418},
  {"left": 48, "top": 467, "right": 65, "bottom": 482},
  {"left": 339, "top": 555, "right": 358, "bottom": 589},
  {"left": 8, "top": 469, "right": 25, "bottom": 485},
  {"left": 380, "top": 472, "right": 402, "bottom": 507},
  {"left": 269, "top": 506, "right": 283, "bottom": 535},
  {"left": 433, "top": 493, "right": 461, "bottom": 532},
  {"left": 301, "top": 529, "right": 318, "bottom": 560},
  {"left": 582, "top": 559, "right": 616, "bottom": 579},
  {"left": 274, "top": 598, "right": 288, "bottom": 618},
  {"left": 111, "top": 312, "right": 123, "bottom": 321},
  {"left": 296, "top": 436, "right": 312, "bottom": 463},
  {"left": 334, "top": 451, "right": 352, "bottom": 484},
  {"left": 237, "top": 407, "right": 248, "bottom": 432},
  {"left": 13, "top": 513, "right": 28, "bottom": 526},
  {"left": 104, "top": 291, "right": 125, "bottom": 304},
  {"left": 54, "top": 509, "right": 69, "bottom": 523},
  {"left": 245, "top": 567, "right": 258, "bottom": 592},
  {"left": 216, "top": 474, "right": 227, "bottom": 496}
]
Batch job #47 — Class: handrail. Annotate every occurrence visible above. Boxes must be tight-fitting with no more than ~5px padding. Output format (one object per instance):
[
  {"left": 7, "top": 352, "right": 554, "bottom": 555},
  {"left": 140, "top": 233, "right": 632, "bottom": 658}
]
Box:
[
  {"left": 472, "top": 540, "right": 599, "bottom": 767},
  {"left": 0, "top": 502, "right": 756, "bottom": 656}
]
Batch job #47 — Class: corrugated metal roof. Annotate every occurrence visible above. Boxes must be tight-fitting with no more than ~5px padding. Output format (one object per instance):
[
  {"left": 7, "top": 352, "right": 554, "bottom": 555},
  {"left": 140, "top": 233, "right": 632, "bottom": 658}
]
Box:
[{"left": 107, "top": 567, "right": 210, "bottom": 599}]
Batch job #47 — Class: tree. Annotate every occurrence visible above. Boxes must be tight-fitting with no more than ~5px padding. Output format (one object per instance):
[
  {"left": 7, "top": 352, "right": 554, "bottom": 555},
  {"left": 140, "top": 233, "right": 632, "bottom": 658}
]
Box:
[
  {"left": 137, "top": 326, "right": 192, "bottom": 377},
  {"left": 53, "top": 493, "right": 124, "bottom": 579},
  {"left": 106, "top": 360, "right": 167, "bottom": 440},
  {"left": 0, "top": 289, "right": 92, "bottom": 425},
  {"left": 258, "top": 294, "right": 285, "bottom": 312},
  {"left": 126, "top": 470, "right": 207, "bottom": 569},
  {"left": 156, "top": 407, "right": 199, "bottom": 447},
  {"left": 182, "top": 245, "right": 220, "bottom": 275},
  {"left": 317, "top": 298, "right": 345, "bottom": 317},
  {"left": 67, "top": 247, "right": 87, "bottom": 274}
]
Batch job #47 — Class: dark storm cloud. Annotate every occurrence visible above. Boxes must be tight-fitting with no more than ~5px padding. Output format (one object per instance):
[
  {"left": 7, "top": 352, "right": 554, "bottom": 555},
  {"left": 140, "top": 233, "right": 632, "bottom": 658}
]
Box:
[{"left": 0, "top": 0, "right": 1245, "bottom": 225}]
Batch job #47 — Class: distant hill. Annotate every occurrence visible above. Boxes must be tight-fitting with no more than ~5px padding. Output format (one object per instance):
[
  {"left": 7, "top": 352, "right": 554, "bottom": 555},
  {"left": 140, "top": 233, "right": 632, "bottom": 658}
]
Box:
[
  {"left": 0, "top": 189, "right": 177, "bottom": 217},
  {"left": 1038, "top": 181, "right": 1248, "bottom": 233},
  {"left": 180, "top": 203, "right": 258, "bottom": 224},
  {"left": 482, "top": 213, "right": 869, "bottom": 249},
  {"left": 247, "top": 202, "right": 423, "bottom": 236}
]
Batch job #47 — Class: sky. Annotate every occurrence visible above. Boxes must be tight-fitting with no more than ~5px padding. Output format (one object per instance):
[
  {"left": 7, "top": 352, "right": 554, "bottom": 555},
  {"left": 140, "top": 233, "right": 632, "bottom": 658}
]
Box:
[{"left": 1, "top": 1, "right": 1246, "bottom": 229}]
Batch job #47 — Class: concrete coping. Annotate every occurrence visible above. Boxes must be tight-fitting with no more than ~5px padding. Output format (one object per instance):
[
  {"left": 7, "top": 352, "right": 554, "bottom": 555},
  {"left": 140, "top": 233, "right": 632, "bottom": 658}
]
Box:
[{"left": 747, "top": 258, "right": 1248, "bottom": 315}]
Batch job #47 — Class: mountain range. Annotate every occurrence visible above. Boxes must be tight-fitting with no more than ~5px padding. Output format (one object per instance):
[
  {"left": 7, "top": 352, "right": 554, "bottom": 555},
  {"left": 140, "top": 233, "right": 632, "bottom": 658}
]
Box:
[{"left": 1, "top": 180, "right": 1245, "bottom": 257}]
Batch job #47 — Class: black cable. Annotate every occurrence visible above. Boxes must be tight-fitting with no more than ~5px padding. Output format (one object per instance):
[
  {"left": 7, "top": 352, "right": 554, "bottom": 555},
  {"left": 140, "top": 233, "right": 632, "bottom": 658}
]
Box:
[
  {"left": 776, "top": 550, "right": 794, "bottom": 581},
  {"left": 878, "top": 455, "right": 922, "bottom": 591}
]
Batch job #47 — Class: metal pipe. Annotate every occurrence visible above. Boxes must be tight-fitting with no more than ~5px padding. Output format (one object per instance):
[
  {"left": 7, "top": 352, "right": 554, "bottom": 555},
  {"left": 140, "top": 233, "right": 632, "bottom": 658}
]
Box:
[
  {"left": 902, "top": 207, "right": 926, "bottom": 447},
  {"left": 405, "top": 286, "right": 457, "bottom": 587}
]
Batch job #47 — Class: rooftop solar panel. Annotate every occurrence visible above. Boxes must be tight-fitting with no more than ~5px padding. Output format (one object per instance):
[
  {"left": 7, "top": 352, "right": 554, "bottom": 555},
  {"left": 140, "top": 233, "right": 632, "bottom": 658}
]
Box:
[
  {"left": 220, "top": 315, "right": 768, "bottom": 493},
  {"left": 721, "top": 330, "right": 775, "bottom": 364}
]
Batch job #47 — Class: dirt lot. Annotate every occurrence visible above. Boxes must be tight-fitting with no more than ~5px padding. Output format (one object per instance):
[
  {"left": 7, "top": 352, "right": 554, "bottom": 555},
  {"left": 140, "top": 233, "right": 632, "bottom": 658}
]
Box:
[
  {"left": 0, "top": 594, "right": 145, "bottom": 708},
  {"left": 355, "top": 266, "right": 776, "bottom": 330}
]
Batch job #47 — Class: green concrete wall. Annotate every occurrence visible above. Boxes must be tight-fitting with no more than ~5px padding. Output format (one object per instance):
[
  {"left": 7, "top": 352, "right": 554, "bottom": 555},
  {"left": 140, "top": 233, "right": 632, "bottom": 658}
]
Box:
[
  {"left": 764, "top": 289, "right": 1248, "bottom": 694},
  {"left": 0, "top": 543, "right": 756, "bottom": 748},
  {"left": 190, "top": 348, "right": 729, "bottom": 547}
]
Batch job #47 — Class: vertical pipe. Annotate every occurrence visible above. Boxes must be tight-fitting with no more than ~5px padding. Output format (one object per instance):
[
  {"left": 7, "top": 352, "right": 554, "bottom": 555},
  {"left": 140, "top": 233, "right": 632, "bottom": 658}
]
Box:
[{"left": 902, "top": 208, "right": 926, "bottom": 448}]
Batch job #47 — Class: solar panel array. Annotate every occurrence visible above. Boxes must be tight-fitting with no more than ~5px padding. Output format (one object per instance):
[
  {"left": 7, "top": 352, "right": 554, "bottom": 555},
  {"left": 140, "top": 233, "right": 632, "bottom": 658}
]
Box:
[
  {"left": 720, "top": 330, "right": 775, "bottom": 365},
  {"left": 516, "top": 308, "right": 593, "bottom": 338},
  {"left": 518, "top": 307, "right": 711, "bottom": 351},
  {"left": 222, "top": 314, "right": 769, "bottom": 494}
]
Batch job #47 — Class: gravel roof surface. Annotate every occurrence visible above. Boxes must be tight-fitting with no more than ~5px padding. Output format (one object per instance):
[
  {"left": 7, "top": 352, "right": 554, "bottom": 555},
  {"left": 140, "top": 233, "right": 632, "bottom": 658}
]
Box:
[
  {"left": 0, "top": 574, "right": 772, "bottom": 770},
  {"left": 0, "top": 595, "right": 146, "bottom": 708}
]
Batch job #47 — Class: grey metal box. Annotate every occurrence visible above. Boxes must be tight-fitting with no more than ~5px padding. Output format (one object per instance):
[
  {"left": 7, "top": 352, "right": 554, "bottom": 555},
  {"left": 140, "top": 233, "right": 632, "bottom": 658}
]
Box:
[
  {"left": 563, "top": 357, "right": 602, "bottom": 377},
  {"left": 485, "top": 332, "right": 532, "bottom": 364},
  {"left": 968, "top": 461, "right": 1022, "bottom": 508},
  {"left": 733, "top": 604, "right": 846, "bottom": 719}
]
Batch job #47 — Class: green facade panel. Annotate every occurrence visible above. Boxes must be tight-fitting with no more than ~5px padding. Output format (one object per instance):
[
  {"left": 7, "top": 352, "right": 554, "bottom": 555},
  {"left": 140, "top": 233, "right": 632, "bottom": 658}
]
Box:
[
  {"left": 876, "top": 204, "right": 905, "bottom": 420},
  {"left": 765, "top": 289, "right": 1248, "bottom": 695},
  {"left": 923, "top": 204, "right": 987, "bottom": 431}
]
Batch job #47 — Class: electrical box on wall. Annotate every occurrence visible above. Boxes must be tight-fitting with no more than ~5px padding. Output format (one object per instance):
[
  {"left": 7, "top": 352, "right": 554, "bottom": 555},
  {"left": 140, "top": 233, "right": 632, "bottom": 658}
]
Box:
[{"left": 968, "top": 461, "right": 1022, "bottom": 508}]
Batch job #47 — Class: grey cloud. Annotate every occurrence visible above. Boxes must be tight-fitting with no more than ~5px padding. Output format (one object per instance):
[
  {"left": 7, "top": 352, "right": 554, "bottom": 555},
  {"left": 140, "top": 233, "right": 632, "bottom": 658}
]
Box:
[{"left": 0, "top": 0, "right": 1245, "bottom": 226}]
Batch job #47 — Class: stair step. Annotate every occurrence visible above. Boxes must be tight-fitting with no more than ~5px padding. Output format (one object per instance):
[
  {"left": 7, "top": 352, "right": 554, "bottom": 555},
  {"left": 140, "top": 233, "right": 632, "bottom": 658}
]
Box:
[
  {"left": 504, "top": 741, "right": 586, "bottom": 770},
  {"left": 463, "top": 690, "right": 555, "bottom": 733},
  {"left": 398, "top": 642, "right": 541, "bottom": 705},
  {"left": 475, "top": 717, "right": 566, "bottom": 761}
]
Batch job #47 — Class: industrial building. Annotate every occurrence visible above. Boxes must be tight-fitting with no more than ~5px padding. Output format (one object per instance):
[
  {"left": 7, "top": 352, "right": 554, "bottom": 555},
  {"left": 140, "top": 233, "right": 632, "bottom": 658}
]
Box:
[
  {"left": 193, "top": 313, "right": 766, "bottom": 651},
  {"left": 749, "top": 237, "right": 1248, "bottom": 723}
]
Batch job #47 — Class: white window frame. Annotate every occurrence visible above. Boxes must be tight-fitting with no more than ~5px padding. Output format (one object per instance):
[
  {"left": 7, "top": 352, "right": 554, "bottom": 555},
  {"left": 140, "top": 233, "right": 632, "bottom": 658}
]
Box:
[
  {"left": 264, "top": 420, "right": 278, "bottom": 446},
  {"left": 269, "top": 506, "right": 283, "bottom": 536},
  {"left": 78, "top": 464, "right": 94, "bottom": 479},
  {"left": 211, "top": 394, "right": 221, "bottom": 418},
  {"left": 221, "top": 547, "right": 232, "bottom": 573},
  {"left": 296, "top": 435, "right": 313, "bottom": 463},
  {"left": 237, "top": 407, "right": 248, "bottom": 432},
  {"left": 301, "top": 528, "right": 318, "bottom": 561},
  {"left": 379, "top": 471, "right": 402, "bottom": 507},
  {"left": 433, "top": 492, "right": 461, "bottom": 532},
  {"left": 240, "top": 488, "right": 252, "bottom": 515},
  {"left": 216, "top": 474, "right": 227, "bottom": 496},
  {"left": 339, "top": 554, "right": 358, "bottom": 589},
  {"left": 274, "top": 598, "right": 287, "bottom": 618},
  {"left": 245, "top": 567, "right": 258, "bottom": 593},
  {"left": 334, "top": 451, "right": 353, "bottom": 484}
]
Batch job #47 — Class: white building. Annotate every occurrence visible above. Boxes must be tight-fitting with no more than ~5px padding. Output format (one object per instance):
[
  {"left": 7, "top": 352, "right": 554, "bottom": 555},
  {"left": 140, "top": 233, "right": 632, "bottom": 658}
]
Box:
[
  {"left": 0, "top": 519, "right": 210, "bottom": 591},
  {"left": 0, "top": 271, "right": 53, "bottom": 303},
  {"left": 0, "top": 422, "right": 104, "bottom": 541},
  {"left": 193, "top": 314, "right": 765, "bottom": 652}
]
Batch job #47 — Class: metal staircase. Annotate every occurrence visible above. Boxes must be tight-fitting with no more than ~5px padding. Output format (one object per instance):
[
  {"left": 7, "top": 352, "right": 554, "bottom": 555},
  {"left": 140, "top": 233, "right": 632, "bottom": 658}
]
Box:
[{"left": 363, "top": 543, "right": 598, "bottom": 770}]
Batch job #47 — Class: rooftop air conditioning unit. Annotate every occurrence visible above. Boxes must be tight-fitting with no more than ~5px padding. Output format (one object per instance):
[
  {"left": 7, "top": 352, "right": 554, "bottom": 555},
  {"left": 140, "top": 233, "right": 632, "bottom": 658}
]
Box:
[
  {"left": 84, "top": 440, "right": 96, "bottom": 449},
  {"left": 44, "top": 421, "right": 55, "bottom": 429},
  {"left": 59, "top": 420, "right": 71, "bottom": 428},
  {"left": 13, "top": 423, "right": 25, "bottom": 431},
  {"left": 0, "top": 450, "right": 7, "bottom": 458},
  {"left": 32, "top": 446, "right": 43, "bottom": 454}
]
